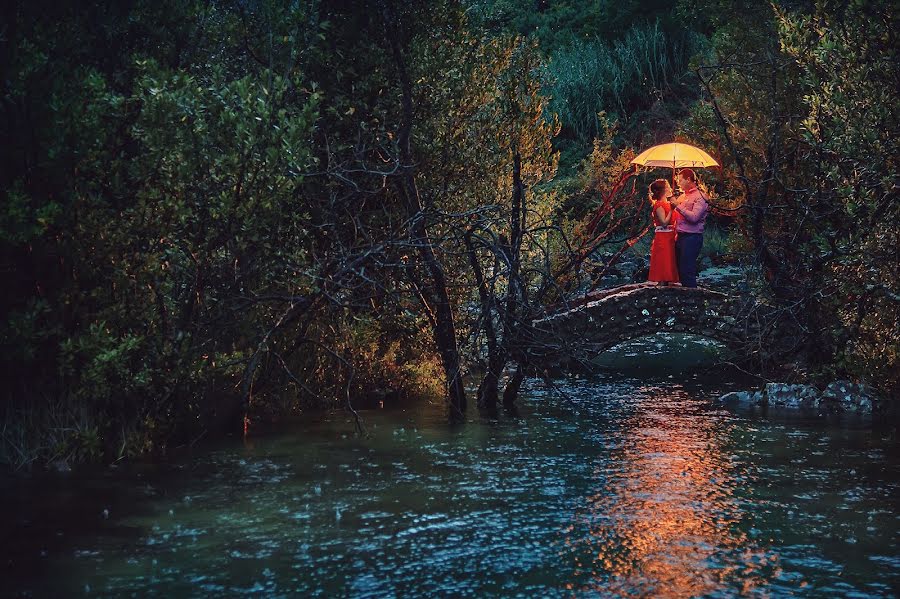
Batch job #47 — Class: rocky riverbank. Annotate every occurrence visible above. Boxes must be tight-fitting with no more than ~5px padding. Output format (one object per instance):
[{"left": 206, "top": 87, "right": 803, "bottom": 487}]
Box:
[{"left": 716, "top": 380, "right": 887, "bottom": 416}]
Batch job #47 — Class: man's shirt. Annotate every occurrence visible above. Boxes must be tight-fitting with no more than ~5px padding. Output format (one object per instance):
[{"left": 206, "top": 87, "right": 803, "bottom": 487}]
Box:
[{"left": 675, "top": 187, "right": 708, "bottom": 233}]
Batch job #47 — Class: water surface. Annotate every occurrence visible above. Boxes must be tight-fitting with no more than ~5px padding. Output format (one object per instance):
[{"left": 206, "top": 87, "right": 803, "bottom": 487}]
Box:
[{"left": 2, "top": 364, "right": 898, "bottom": 597}]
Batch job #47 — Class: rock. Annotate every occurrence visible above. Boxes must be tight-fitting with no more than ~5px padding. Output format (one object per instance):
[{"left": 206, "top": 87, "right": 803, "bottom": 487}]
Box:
[
  {"left": 764, "top": 383, "right": 819, "bottom": 409},
  {"left": 821, "top": 380, "right": 878, "bottom": 415},
  {"left": 717, "top": 391, "right": 755, "bottom": 405},
  {"left": 716, "top": 380, "right": 884, "bottom": 421},
  {"left": 603, "top": 266, "right": 622, "bottom": 277},
  {"left": 700, "top": 256, "right": 714, "bottom": 270},
  {"left": 49, "top": 460, "right": 72, "bottom": 473},
  {"left": 717, "top": 391, "right": 760, "bottom": 406},
  {"left": 698, "top": 264, "right": 746, "bottom": 290}
]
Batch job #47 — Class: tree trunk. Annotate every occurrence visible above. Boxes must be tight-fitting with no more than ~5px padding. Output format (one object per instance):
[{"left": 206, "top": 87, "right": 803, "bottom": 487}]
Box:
[
  {"left": 498, "top": 150, "right": 526, "bottom": 412},
  {"left": 502, "top": 363, "right": 525, "bottom": 414},
  {"left": 464, "top": 229, "right": 502, "bottom": 416},
  {"left": 382, "top": 0, "right": 467, "bottom": 421}
]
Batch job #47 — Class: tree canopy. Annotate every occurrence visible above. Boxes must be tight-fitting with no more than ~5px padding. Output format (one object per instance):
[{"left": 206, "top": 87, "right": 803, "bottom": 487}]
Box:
[{"left": 1, "top": 0, "right": 896, "bottom": 468}]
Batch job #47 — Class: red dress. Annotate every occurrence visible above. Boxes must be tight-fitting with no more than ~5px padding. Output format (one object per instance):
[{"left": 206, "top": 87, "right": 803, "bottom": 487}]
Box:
[{"left": 648, "top": 200, "right": 679, "bottom": 283}]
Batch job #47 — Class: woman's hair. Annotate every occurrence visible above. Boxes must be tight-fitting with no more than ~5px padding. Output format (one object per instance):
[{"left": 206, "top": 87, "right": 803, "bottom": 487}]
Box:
[
  {"left": 679, "top": 168, "right": 697, "bottom": 183},
  {"left": 648, "top": 178, "right": 668, "bottom": 201}
]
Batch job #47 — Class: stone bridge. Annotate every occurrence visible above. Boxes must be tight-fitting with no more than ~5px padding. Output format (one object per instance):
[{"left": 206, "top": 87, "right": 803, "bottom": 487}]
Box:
[{"left": 524, "top": 283, "right": 763, "bottom": 368}]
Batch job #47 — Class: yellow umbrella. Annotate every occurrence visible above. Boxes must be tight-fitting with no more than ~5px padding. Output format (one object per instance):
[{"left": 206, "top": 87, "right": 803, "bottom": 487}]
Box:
[{"left": 631, "top": 142, "right": 719, "bottom": 190}]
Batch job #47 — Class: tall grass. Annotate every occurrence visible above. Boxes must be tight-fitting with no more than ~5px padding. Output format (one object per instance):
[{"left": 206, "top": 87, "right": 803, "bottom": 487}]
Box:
[
  {"left": 0, "top": 398, "right": 101, "bottom": 471},
  {"left": 700, "top": 226, "right": 732, "bottom": 260},
  {"left": 546, "top": 21, "right": 705, "bottom": 142}
]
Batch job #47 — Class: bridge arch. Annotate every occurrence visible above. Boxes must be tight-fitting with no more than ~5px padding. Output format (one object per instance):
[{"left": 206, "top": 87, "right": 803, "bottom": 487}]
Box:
[{"left": 526, "top": 284, "right": 760, "bottom": 366}]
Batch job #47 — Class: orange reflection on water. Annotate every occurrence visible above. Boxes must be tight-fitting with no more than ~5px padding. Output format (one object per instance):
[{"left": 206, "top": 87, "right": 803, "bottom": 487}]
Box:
[{"left": 568, "top": 388, "right": 773, "bottom": 597}]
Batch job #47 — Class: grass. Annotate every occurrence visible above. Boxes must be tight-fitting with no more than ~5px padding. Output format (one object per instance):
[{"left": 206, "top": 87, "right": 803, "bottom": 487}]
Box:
[
  {"left": 700, "top": 226, "right": 732, "bottom": 260},
  {"left": 0, "top": 397, "right": 105, "bottom": 471}
]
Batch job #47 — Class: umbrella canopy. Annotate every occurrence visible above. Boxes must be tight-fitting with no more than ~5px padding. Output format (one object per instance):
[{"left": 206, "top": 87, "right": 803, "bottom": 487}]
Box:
[{"left": 631, "top": 143, "right": 719, "bottom": 169}]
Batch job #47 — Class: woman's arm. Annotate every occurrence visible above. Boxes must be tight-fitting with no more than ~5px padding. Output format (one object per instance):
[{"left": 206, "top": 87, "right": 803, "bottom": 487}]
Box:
[{"left": 654, "top": 205, "right": 671, "bottom": 226}]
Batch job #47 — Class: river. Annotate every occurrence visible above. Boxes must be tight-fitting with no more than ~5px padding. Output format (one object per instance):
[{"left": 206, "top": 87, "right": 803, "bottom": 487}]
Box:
[{"left": 2, "top": 335, "right": 898, "bottom": 597}]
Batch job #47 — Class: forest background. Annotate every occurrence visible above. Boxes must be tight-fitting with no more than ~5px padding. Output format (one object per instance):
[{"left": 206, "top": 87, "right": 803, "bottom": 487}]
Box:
[{"left": 1, "top": 0, "right": 897, "bottom": 468}]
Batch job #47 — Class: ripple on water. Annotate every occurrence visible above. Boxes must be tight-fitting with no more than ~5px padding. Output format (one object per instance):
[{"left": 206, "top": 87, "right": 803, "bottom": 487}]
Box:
[{"left": 4, "top": 372, "right": 899, "bottom": 597}]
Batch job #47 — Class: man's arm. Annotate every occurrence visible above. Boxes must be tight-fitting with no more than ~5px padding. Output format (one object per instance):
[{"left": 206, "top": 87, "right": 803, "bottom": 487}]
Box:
[{"left": 676, "top": 197, "right": 708, "bottom": 224}]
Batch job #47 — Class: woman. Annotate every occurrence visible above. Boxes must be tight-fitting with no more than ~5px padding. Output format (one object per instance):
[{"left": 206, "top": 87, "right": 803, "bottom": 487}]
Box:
[{"left": 647, "top": 178, "right": 679, "bottom": 285}]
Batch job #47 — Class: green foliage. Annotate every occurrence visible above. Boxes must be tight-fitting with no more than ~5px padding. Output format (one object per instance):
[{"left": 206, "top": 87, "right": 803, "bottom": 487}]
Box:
[
  {"left": 578, "top": 116, "right": 633, "bottom": 193},
  {"left": 555, "top": 115, "right": 636, "bottom": 225},
  {"left": 4, "top": 0, "right": 895, "bottom": 469},
  {"left": 683, "top": 0, "right": 898, "bottom": 393},
  {"left": 775, "top": 0, "right": 899, "bottom": 393},
  {"left": 467, "top": 0, "right": 676, "bottom": 53},
  {"left": 1, "top": 0, "right": 323, "bottom": 465},
  {"left": 0, "top": 183, "right": 63, "bottom": 244},
  {"left": 699, "top": 227, "right": 731, "bottom": 260},
  {"left": 1, "top": 0, "right": 567, "bottom": 466},
  {"left": 545, "top": 20, "right": 703, "bottom": 141},
  {"left": 59, "top": 323, "right": 151, "bottom": 403}
]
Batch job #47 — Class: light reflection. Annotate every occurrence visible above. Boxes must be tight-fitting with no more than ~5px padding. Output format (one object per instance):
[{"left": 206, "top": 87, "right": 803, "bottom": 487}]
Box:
[{"left": 568, "top": 387, "right": 774, "bottom": 596}]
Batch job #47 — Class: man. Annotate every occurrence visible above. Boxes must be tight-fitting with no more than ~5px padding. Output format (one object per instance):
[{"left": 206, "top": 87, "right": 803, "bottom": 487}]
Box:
[{"left": 672, "top": 168, "right": 709, "bottom": 288}]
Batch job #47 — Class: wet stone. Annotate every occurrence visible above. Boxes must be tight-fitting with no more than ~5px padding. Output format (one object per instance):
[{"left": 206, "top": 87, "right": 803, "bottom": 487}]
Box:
[
  {"left": 716, "top": 391, "right": 763, "bottom": 406},
  {"left": 764, "top": 383, "right": 819, "bottom": 409},
  {"left": 821, "top": 380, "right": 879, "bottom": 415}
]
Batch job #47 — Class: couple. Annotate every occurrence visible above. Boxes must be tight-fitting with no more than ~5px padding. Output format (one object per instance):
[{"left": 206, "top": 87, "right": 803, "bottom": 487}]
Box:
[{"left": 647, "top": 168, "right": 708, "bottom": 288}]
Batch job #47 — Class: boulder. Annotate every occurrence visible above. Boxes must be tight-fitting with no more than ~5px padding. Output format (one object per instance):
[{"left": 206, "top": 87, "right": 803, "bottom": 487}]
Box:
[
  {"left": 716, "top": 391, "right": 763, "bottom": 406},
  {"left": 764, "top": 383, "right": 819, "bottom": 409},
  {"left": 716, "top": 391, "right": 746, "bottom": 404},
  {"left": 698, "top": 265, "right": 745, "bottom": 288},
  {"left": 821, "top": 380, "right": 878, "bottom": 415},
  {"left": 716, "top": 381, "right": 884, "bottom": 420}
]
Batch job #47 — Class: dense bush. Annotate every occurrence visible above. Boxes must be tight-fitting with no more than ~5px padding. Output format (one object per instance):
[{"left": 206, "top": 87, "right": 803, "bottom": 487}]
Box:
[
  {"left": 677, "top": 0, "right": 898, "bottom": 393},
  {"left": 0, "top": 0, "right": 563, "bottom": 466}
]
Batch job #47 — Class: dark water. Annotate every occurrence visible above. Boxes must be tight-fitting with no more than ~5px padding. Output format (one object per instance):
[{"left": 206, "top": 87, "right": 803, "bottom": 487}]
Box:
[{"left": 2, "top": 340, "right": 899, "bottom": 597}]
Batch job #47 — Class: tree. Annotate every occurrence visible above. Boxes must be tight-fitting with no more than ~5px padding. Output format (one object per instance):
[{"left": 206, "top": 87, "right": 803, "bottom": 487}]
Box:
[
  {"left": 678, "top": 0, "right": 898, "bottom": 393},
  {"left": 776, "top": 0, "right": 899, "bottom": 393}
]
